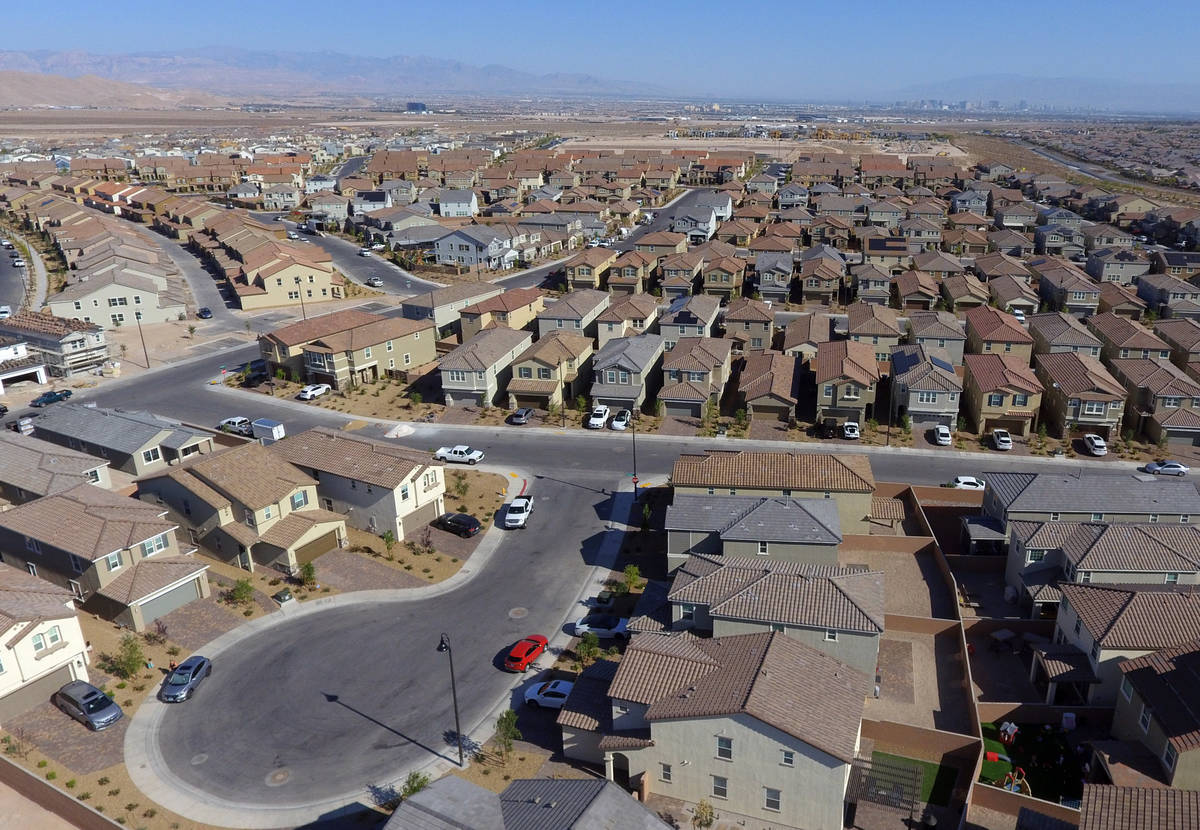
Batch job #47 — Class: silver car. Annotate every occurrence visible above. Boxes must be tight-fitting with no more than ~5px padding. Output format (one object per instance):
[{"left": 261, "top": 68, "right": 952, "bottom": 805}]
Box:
[{"left": 52, "top": 680, "right": 124, "bottom": 731}]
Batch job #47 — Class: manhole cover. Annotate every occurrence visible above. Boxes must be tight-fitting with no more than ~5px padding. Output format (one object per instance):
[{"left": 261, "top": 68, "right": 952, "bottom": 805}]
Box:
[
  {"left": 190, "top": 754, "right": 207, "bottom": 766},
  {"left": 508, "top": 607, "right": 528, "bottom": 620},
  {"left": 265, "top": 768, "right": 291, "bottom": 787}
]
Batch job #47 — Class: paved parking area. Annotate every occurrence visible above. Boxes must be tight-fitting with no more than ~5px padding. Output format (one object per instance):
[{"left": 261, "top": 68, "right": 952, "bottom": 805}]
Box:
[
  {"left": 315, "top": 550, "right": 426, "bottom": 592},
  {"left": 656, "top": 415, "right": 699, "bottom": 436},
  {"left": 156, "top": 597, "right": 247, "bottom": 652},
  {"left": 7, "top": 702, "right": 128, "bottom": 775},
  {"left": 747, "top": 418, "right": 790, "bottom": 440}
]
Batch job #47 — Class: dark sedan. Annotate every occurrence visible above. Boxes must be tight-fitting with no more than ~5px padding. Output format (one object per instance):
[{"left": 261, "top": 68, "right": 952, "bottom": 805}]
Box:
[
  {"left": 434, "top": 513, "right": 482, "bottom": 538},
  {"left": 196, "top": 307, "right": 214, "bottom": 319},
  {"left": 159, "top": 655, "right": 213, "bottom": 703}
]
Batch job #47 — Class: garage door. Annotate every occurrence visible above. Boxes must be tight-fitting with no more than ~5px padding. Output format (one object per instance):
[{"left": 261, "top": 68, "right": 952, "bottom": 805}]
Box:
[
  {"left": 401, "top": 501, "right": 442, "bottom": 539},
  {"left": 138, "top": 578, "right": 201, "bottom": 625},
  {"left": 983, "top": 417, "right": 1029, "bottom": 436},
  {"left": 1167, "top": 431, "right": 1200, "bottom": 447},
  {"left": 663, "top": 400, "right": 703, "bottom": 418},
  {"left": 295, "top": 530, "right": 339, "bottom": 566},
  {"left": 0, "top": 664, "right": 75, "bottom": 724},
  {"left": 750, "top": 403, "right": 792, "bottom": 422},
  {"left": 512, "top": 395, "right": 547, "bottom": 411}
]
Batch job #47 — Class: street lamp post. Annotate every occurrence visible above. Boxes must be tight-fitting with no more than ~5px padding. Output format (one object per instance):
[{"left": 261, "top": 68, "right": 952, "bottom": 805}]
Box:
[
  {"left": 294, "top": 276, "right": 307, "bottom": 320},
  {"left": 133, "top": 311, "right": 151, "bottom": 369},
  {"left": 631, "top": 411, "right": 639, "bottom": 499},
  {"left": 437, "top": 633, "right": 464, "bottom": 767}
]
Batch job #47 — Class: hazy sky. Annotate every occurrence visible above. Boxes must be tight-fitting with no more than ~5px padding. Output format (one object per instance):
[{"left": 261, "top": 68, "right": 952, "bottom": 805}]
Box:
[{"left": 6, "top": 0, "right": 1200, "bottom": 100}]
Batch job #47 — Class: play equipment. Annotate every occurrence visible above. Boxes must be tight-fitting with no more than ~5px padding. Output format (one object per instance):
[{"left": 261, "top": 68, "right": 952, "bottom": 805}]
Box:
[{"left": 1002, "top": 768, "right": 1032, "bottom": 796}]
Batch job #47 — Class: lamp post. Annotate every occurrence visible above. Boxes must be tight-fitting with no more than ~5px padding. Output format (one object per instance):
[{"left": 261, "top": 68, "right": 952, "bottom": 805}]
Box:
[
  {"left": 631, "top": 410, "right": 639, "bottom": 500},
  {"left": 133, "top": 311, "right": 151, "bottom": 369},
  {"left": 294, "top": 276, "right": 307, "bottom": 320},
  {"left": 437, "top": 633, "right": 464, "bottom": 767}
]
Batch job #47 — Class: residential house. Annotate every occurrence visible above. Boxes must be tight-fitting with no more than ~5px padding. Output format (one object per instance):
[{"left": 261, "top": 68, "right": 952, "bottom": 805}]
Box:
[
  {"left": 0, "top": 431, "right": 110, "bottom": 504},
  {"left": 1098, "top": 282, "right": 1148, "bottom": 320},
  {"left": 994, "top": 203, "right": 1039, "bottom": 231},
  {"left": 982, "top": 470, "right": 1200, "bottom": 530},
  {"left": 506, "top": 331, "right": 594, "bottom": 412},
  {"left": 46, "top": 271, "right": 186, "bottom": 327},
  {"left": 0, "top": 311, "right": 107, "bottom": 378},
  {"left": 659, "top": 295, "right": 721, "bottom": 349},
  {"left": 31, "top": 404, "right": 214, "bottom": 477},
  {"left": 659, "top": 250, "right": 704, "bottom": 299},
  {"left": 595, "top": 294, "right": 660, "bottom": 349},
  {"left": 440, "top": 328, "right": 533, "bottom": 407},
  {"left": 782, "top": 313, "right": 833, "bottom": 361},
  {"left": 862, "top": 236, "right": 911, "bottom": 273},
  {"left": 951, "top": 191, "right": 988, "bottom": 214},
  {"left": 942, "top": 228, "right": 989, "bottom": 257},
  {"left": 664, "top": 498, "right": 843, "bottom": 571},
  {"left": 1085, "top": 248, "right": 1150, "bottom": 285},
  {"left": 0, "top": 485, "right": 208, "bottom": 632},
  {"left": 564, "top": 248, "right": 618, "bottom": 291},
  {"left": 1112, "top": 641, "right": 1200, "bottom": 787},
  {"left": 1027, "top": 312, "right": 1103, "bottom": 358},
  {"left": 722, "top": 298, "right": 775, "bottom": 352},
  {"left": 269, "top": 428, "right": 445, "bottom": 540},
  {"left": 670, "top": 206, "right": 718, "bottom": 244},
  {"left": 536, "top": 289, "right": 612, "bottom": 342},
  {"left": 907, "top": 310, "right": 967, "bottom": 365},
  {"left": 590, "top": 334, "right": 665, "bottom": 414},
  {"left": 962, "top": 353, "right": 1043, "bottom": 436},
  {"left": 738, "top": 350, "right": 801, "bottom": 423},
  {"left": 260, "top": 309, "right": 389, "bottom": 378},
  {"left": 438, "top": 189, "right": 478, "bottom": 218},
  {"left": 912, "top": 250, "right": 965, "bottom": 281},
  {"left": 1155, "top": 318, "right": 1200, "bottom": 380},
  {"left": 432, "top": 226, "right": 516, "bottom": 270},
  {"left": 799, "top": 259, "right": 843, "bottom": 306},
  {"left": 1035, "top": 224, "right": 1086, "bottom": 258},
  {"left": 701, "top": 256, "right": 746, "bottom": 301},
  {"left": 851, "top": 263, "right": 891, "bottom": 305},
  {"left": 1087, "top": 312, "right": 1172, "bottom": 362},
  {"left": 305, "top": 316, "right": 435, "bottom": 389},
  {"left": 401, "top": 283, "right": 505, "bottom": 339},
  {"left": 846, "top": 302, "right": 903, "bottom": 362},
  {"left": 1034, "top": 352, "right": 1126, "bottom": 439},
  {"left": 777, "top": 183, "right": 810, "bottom": 209},
  {"left": 0, "top": 337, "right": 45, "bottom": 394},
  {"left": 670, "top": 449, "right": 875, "bottom": 533},
  {"left": 607, "top": 250, "right": 654, "bottom": 295},
  {"left": 753, "top": 252, "right": 794, "bottom": 304},
  {"left": 890, "top": 344, "right": 962, "bottom": 428},
  {"left": 634, "top": 231, "right": 688, "bottom": 263},
  {"left": 814, "top": 340, "right": 881, "bottom": 426},
  {"left": 974, "top": 252, "right": 1031, "bottom": 283},
  {"left": 868, "top": 201, "right": 905, "bottom": 230},
  {"left": 989, "top": 275, "right": 1040, "bottom": 318},
  {"left": 1082, "top": 223, "right": 1133, "bottom": 252},
  {"left": 138, "top": 442, "right": 346, "bottom": 575},
  {"left": 1152, "top": 251, "right": 1200, "bottom": 280},
  {"left": 656, "top": 338, "right": 732, "bottom": 419},
  {"left": 0, "top": 565, "right": 91, "bottom": 725},
  {"left": 965, "top": 305, "right": 1034, "bottom": 361},
  {"left": 941, "top": 273, "right": 989, "bottom": 313},
  {"left": 457, "top": 287, "right": 545, "bottom": 342},
  {"left": 1137, "top": 272, "right": 1200, "bottom": 320},
  {"left": 1108, "top": 358, "right": 1200, "bottom": 446},
  {"left": 893, "top": 270, "right": 940, "bottom": 310}
]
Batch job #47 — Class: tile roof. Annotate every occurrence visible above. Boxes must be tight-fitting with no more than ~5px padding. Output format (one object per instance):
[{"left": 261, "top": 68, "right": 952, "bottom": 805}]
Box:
[
  {"left": 499, "top": 779, "right": 670, "bottom": 830},
  {"left": 891, "top": 344, "right": 962, "bottom": 392},
  {"left": 723, "top": 297, "right": 774, "bottom": 323},
  {"left": 403, "top": 282, "right": 503, "bottom": 312},
  {"left": 512, "top": 330, "right": 592, "bottom": 367},
  {"left": 1156, "top": 318, "right": 1200, "bottom": 352},
  {"left": 441, "top": 328, "right": 531, "bottom": 371},
  {"left": 0, "top": 484, "right": 175, "bottom": 561},
  {"left": 1062, "top": 583, "right": 1200, "bottom": 650},
  {"left": 669, "top": 553, "right": 883, "bottom": 633},
  {"left": 611, "top": 631, "right": 869, "bottom": 763},
  {"left": 847, "top": 302, "right": 902, "bottom": 337},
  {"left": 662, "top": 337, "right": 730, "bottom": 373},
  {"left": 1079, "top": 784, "right": 1200, "bottom": 830},
  {"left": 0, "top": 432, "right": 107, "bottom": 497},
  {"left": 991, "top": 471, "right": 1200, "bottom": 516},
  {"left": 671, "top": 450, "right": 874, "bottom": 492},
  {"left": 556, "top": 658, "right": 620, "bottom": 731},
  {"left": 965, "top": 305, "right": 1034, "bottom": 344},
  {"left": 659, "top": 294, "right": 721, "bottom": 326},
  {"left": 781, "top": 314, "right": 832, "bottom": 353},
  {"left": 95, "top": 555, "right": 207, "bottom": 605},
  {"left": 593, "top": 333, "right": 664, "bottom": 373},
  {"left": 814, "top": 339, "right": 880, "bottom": 386},
  {"left": 262, "top": 309, "right": 385, "bottom": 348},
  {"left": 1099, "top": 281, "right": 1148, "bottom": 312},
  {"left": 0, "top": 563, "right": 76, "bottom": 632},
  {"left": 594, "top": 293, "right": 659, "bottom": 324},
  {"left": 257, "top": 508, "right": 346, "bottom": 549},
  {"left": 894, "top": 270, "right": 939, "bottom": 299},
  {"left": 172, "top": 443, "right": 313, "bottom": 511},
  {"left": 270, "top": 428, "right": 431, "bottom": 490},
  {"left": 537, "top": 289, "right": 610, "bottom": 321},
  {"left": 1018, "top": 520, "right": 1200, "bottom": 573},
  {"left": 1110, "top": 357, "right": 1200, "bottom": 398},
  {"left": 1028, "top": 312, "right": 1103, "bottom": 348},
  {"left": 459, "top": 287, "right": 544, "bottom": 315},
  {"left": 305, "top": 317, "right": 433, "bottom": 354},
  {"left": 906, "top": 310, "right": 965, "bottom": 341},
  {"left": 739, "top": 350, "right": 800, "bottom": 404},
  {"left": 1087, "top": 312, "right": 1171, "bottom": 351},
  {"left": 666, "top": 494, "right": 842, "bottom": 545},
  {"left": 1035, "top": 352, "right": 1125, "bottom": 398},
  {"left": 0, "top": 308, "right": 101, "bottom": 337},
  {"left": 964, "top": 353, "right": 1043, "bottom": 395},
  {"left": 32, "top": 404, "right": 209, "bottom": 457},
  {"left": 1119, "top": 640, "right": 1200, "bottom": 754}
]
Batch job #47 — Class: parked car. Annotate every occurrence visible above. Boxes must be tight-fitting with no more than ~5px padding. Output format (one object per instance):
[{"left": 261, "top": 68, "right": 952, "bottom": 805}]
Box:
[
  {"left": 1011, "top": 309, "right": 1026, "bottom": 324},
  {"left": 589, "top": 589, "right": 616, "bottom": 610},
  {"left": 358, "top": 248, "right": 372, "bottom": 257},
  {"left": 586, "top": 405, "right": 610, "bottom": 429},
  {"left": 505, "top": 496, "right": 533, "bottom": 529},
  {"left": 504, "top": 635, "right": 548, "bottom": 672},
  {"left": 434, "top": 445, "right": 484, "bottom": 464},
  {"left": 950, "top": 475, "right": 987, "bottom": 490},
  {"left": 159, "top": 655, "right": 212, "bottom": 702},
  {"left": 572, "top": 614, "right": 629, "bottom": 640},
  {"left": 1145, "top": 460, "right": 1190, "bottom": 477},
  {"left": 991, "top": 429, "right": 1013, "bottom": 451},
  {"left": 524, "top": 679, "right": 574, "bottom": 709},
  {"left": 52, "top": 680, "right": 124, "bottom": 731},
  {"left": 219, "top": 416, "right": 254, "bottom": 436},
  {"left": 1082, "top": 433, "right": 1108, "bottom": 456},
  {"left": 0, "top": 404, "right": 7, "bottom": 416},
  {"left": 286, "top": 231, "right": 300, "bottom": 240},
  {"left": 297, "top": 383, "right": 332, "bottom": 401},
  {"left": 933, "top": 425, "right": 953, "bottom": 446},
  {"left": 11, "top": 259, "right": 25, "bottom": 268},
  {"left": 196, "top": 307, "right": 213, "bottom": 319},
  {"left": 842, "top": 421, "right": 861, "bottom": 440},
  {"left": 610, "top": 409, "right": 631, "bottom": 431},
  {"left": 30, "top": 389, "right": 72, "bottom": 407},
  {"left": 0, "top": 305, "right": 10, "bottom": 320},
  {"left": 815, "top": 418, "right": 837, "bottom": 439},
  {"left": 434, "top": 513, "right": 482, "bottom": 538},
  {"left": 508, "top": 407, "right": 534, "bottom": 425},
  {"left": 365, "top": 277, "right": 385, "bottom": 288}
]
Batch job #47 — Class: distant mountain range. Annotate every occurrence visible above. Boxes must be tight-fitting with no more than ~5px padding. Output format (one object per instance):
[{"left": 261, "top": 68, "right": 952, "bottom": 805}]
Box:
[
  {"left": 882, "top": 74, "right": 1200, "bottom": 115},
  {"left": 0, "top": 70, "right": 226, "bottom": 109},
  {"left": 0, "top": 48, "right": 665, "bottom": 101}
]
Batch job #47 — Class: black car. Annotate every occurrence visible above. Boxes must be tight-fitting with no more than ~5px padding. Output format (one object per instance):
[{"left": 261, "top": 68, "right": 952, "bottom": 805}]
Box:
[
  {"left": 815, "top": 418, "right": 837, "bottom": 439},
  {"left": 196, "top": 307, "right": 213, "bottom": 319},
  {"left": 434, "top": 513, "right": 482, "bottom": 538},
  {"left": 509, "top": 407, "right": 534, "bottom": 425},
  {"left": 0, "top": 404, "right": 7, "bottom": 416},
  {"left": 159, "top": 655, "right": 212, "bottom": 702}
]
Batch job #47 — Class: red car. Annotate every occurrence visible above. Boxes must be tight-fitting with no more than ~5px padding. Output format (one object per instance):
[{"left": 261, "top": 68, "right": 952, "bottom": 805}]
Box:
[{"left": 504, "top": 635, "right": 548, "bottom": 671}]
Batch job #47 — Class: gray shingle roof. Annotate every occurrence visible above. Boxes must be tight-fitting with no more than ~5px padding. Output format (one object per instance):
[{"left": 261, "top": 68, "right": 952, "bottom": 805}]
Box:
[
  {"left": 32, "top": 404, "right": 209, "bottom": 456},
  {"left": 0, "top": 431, "right": 107, "bottom": 497},
  {"left": 666, "top": 494, "right": 842, "bottom": 545},
  {"left": 592, "top": 333, "right": 664, "bottom": 373},
  {"left": 987, "top": 472, "right": 1200, "bottom": 516}
]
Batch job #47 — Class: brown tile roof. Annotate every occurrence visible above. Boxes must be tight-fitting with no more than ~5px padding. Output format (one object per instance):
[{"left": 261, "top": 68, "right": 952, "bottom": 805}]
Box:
[
  {"left": 846, "top": 302, "right": 902, "bottom": 337},
  {"left": 270, "top": 427, "right": 431, "bottom": 490},
  {"left": 964, "top": 353, "right": 1043, "bottom": 394},
  {"left": 95, "top": 555, "right": 207, "bottom": 605},
  {"left": 671, "top": 450, "right": 874, "bottom": 492},
  {"left": 894, "top": 270, "right": 939, "bottom": 299},
  {"left": 1109, "top": 357, "right": 1200, "bottom": 398},
  {"left": 556, "top": 659, "right": 619, "bottom": 731},
  {"left": 0, "top": 563, "right": 76, "bottom": 631},
  {"left": 1035, "top": 352, "right": 1125, "bottom": 398},
  {"left": 258, "top": 508, "right": 346, "bottom": 549},
  {"left": 441, "top": 328, "right": 531, "bottom": 371},
  {"left": 1119, "top": 640, "right": 1200, "bottom": 754},
  {"left": 723, "top": 297, "right": 773, "bottom": 323},
  {"left": 814, "top": 339, "right": 880, "bottom": 386},
  {"left": 595, "top": 294, "right": 659, "bottom": 324},
  {"left": 513, "top": 330, "right": 592, "bottom": 367},
  {"left": 1062, "top": 583, "right": 1200, "bottom": 650},
  {"left": 459, "top": 287, "right": 544, "bottom": 315},
  {"left": 1079, "top": 784, "right": 1200, "bottom": 830},
  {"left": 782, "top": 314, "right": 832, "bottom": 353},
  {"left": 1099, "top": 281, "right": 1148, "bottom": 312},
  {"left": 305, "top": 317, "right": 433, "bottom": 353},
  {"left": 0, "top": 484, "right": 175, "bottom": 561},
  {"left": 662, "top": 337, "right": 731, "bottom": 373},
  {"left": 1088, "top": 312, "right": 1171, "bottom": 351},
  {"left": 739, "top": 350, "right": 800, "bottom": 405},
  {"left": 1155, "top": 318, "right": 1200, "bottom": 352},
  {"left": 907, "top": 310, "right": 965, "bottom": 341},
  {"left": 0, "top": 432, "right": 107, "bottom": 497},
  {"left": 263, "top": 309, "right": 385, "bottom": 348},
  {"left": 177, "top": 443, "right": 314, "bottom": 511},
  {"left": 0, "top": 308, "right": 101, "bottom": 337},
  {"left": 965, "top": 305, "right": 1033, "bottom": 344},
  {"left": 611, "top": 631, "right": 869, "bottom": 763}
]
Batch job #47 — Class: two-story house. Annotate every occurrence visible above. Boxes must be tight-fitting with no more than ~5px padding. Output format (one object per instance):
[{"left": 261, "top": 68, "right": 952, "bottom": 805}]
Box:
[
  {"left": 564, "top": 248, "right": 618, "bottom": 291},
  {"left": 1112, "top": 641, "right": 1200, "bottom": 787},
  {"left": 536, "top": 289, "right": 612, "bottom": 343},
  {"left": 658, "top": 338, "right": 733, "bottom": 419},
  {"left": 722, "top": 298, "right": 775, "bottom": 353},
  {"left": 0, "top": 485, "right": 209, "bottom": 631},
  {"left": 1085, "top": 248, "right": 1150, "bottom": 285},
  {"left": 701, "top": 256, "right": 746, "bottom": 302},
  {"left": 506, "top": 330, "right": 594, "bottom": 412},
  {"left": 1154, "top": 318, "right": 1200, "bottom": 381},
  {"left": 1038, "top": 267, "right": 1101, "bottom": 317},
  {"left": 0, "top": 310, "right": 108, "bottom": 378},
  {"left": 893, "top": 270, "right": 940, "bottom": 310},
  {"left": 965, "top": 305, "right": 1034, "bottom": 361},
  {"left": 433, "top": 225, "right": 514, "bottom": 269},
  {"left": 0, "top": 431, "right": 111, "bottom": 505},
  {"left": 890, "top": 344, "right": 962, "bottom": 428},
  {"left": 457, "top": 287, "right": 545, "bottom": 342},
  {"left": 1027, "top": 312, "right": 1102, "bottom": 360},
  {"left": 846, "top": 302, "right": 903, "bottom": 362},
  {"left": 270, "top": 428, "right": 445, "bottom": 540},
  {"left": 440, "top": 328, "right": 533, "bottom": 407},
  {"left": 963, "top": 353, "right": 1044, "bottom": 436},
  {"left": 814, "top": 340, "right": 881, "bottom": 426},
  {"left": 753, "top": 252, "right": 794, "bottom": 304},
  {"left": 1108, "top": 357, "right": 1200, "bottom": 446},
  {"left": 988, "top": 275, "right": 1040, "bottom": 320},
  {"left": 401, "top": 283, "right": 505, "bottom": 339},
  {"left": 1137, "top": 272, "right": 1200, "bottom": 320},
  {"left": 595, "top": 294, "right": 660, "bottom": 349},
  {"left": 302, "top": 317, "right": 435, "bottom": 389},
  {"left": 738, "top": 350, "right": 801, "bottom": 423},
  {"left": 906, "top": 310, "right": 967, "bottom": 365},
  {"left": 850, "top": 263, "right": 891, "bottom": 305},
  {"left": 607, "top": 250, "right": 655, "bottom": 295},
  {"left": 1034, "top": 352, "right": 1126, "bottom": 439},
  {"left": 1098, "top": 282, "right": 1149, "bottom": 321},
  {"left": 590, "top": 334, "right": 665, "bottom": 414},
  {"left": 1087, "top": 312, "right": 1172, "bottom": 363},
  {"left": 138, "top": 442, "right": 346, "bottom": 575}
]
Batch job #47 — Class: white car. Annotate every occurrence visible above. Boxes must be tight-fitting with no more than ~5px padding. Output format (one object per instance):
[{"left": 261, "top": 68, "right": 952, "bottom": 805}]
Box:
[
  {"left": 933, "top": 424, "right": 953, "bottom": 446},
  {"left": 11, "top": 259, "right": 25, "bottom": 268},
  {"left": 842, "top": 422, "right": 861, "bottom": 440},
  {"left": 0, "top": 305, "right": 10, "bottom": 320},
  {"left": 610, "top": 409, "right": 631, "bottom": 431},
  {"left": 950, "top": 475, "right": 987, "bottom": 491},
  {"left": 524, "top": 679, "right": 573, "bottom": 709},
  {"left": 991, "top": 429, "right": 1013, "bottom": 451},
  {"left": 365, "top": 277, "right": 385, "bottom": 288},
  {"left": 298, "top": 383, "right": 331, "bottom": 401},
  {"left": 286, "top": 231, "right": 300, "bottom": 240},
  {"left": 1146, "top": 460, "right": 1190, "bottom": 477},
  {"left": 1082, "top": 433, "right": 1108, "bottom": 456},
  {"left": 370, "top": 243, "right": 387, "bottom": 251},
  {"left": 434, "top": 445, "right": 484, "bottom": 464},
  {"left": 572, "top": 615, "right": 629, "bottom": 640},
  {"left": 1011, "top": 309, "right": 1026, "bottom": 324},
  {"left": 358, "top": 248, "right": 372, "bottom": 257},
  {"left": 219, "top": 416, "right": 253, "bottom": 436},
  {"left": 505, "top": 496, "right": 533, "bottom": 529},
  {"left": 586, "top": 405, "right": 610, "bottom": 429}
]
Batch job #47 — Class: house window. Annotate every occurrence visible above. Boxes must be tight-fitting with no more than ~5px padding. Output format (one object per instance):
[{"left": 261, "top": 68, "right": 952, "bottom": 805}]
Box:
[
  {"left": 31, "top": 626, "right": 61, "bottom": 653},
  {"left": 781, "top": 750, "right": 795, "bottom": 767},
  {"left": 364, "top": 346, "right": 372, "bottom": 359},
  {"left": 141, "top": 533, "right": 168, "bottom": 557},
  {"left": 1165, "top": 743, "right": 1178, "bottom": 771},
  {"left": 757, "top": 541, "right": 769, "bottom": 556},
  {"left": 1081, "top": 571, "right": 1092, "bottom": 583},
  {"left": 606, "top": 370, "right": 617, "bottom": 384},
  {"left": 142, "top": 447, "right": 161, "bottom": 464},
  {"left": 712, "top": 776, "right": 728, "bottom": 799},
  {"left": 660, "top": 763, "right": 672, "bottom": 783},
  {"left": 843, "top": 385, "right": 860, "bottom": 400},
  {"left": 1026, "top": 549, "right": 1046, "bottom": 563},
  {"left": 619, "top": 371, "right": 630, "bottom": 384},
  {"left": 1164, "top": 397, "right": 1181, "bottom": 409},
  {"left": 1084, "top": 401, "right": 1105, "bottom": 415},
  {"left": 716, "top": 736, "right": 733, "bottom": 760},
  {"left": 244, "top": 508, "right": 255, "bottom": 528},
  {"left": 1140, "top": 704, "right": 1153, "bottom": 733},
  {"left": 69, "top": 554, "right": 87, "bottom": 574},
  {"left": 1150, "top": 514, "right": 1159, "bottom": 523},
  {"left": 1051, "top": 512, "right": 1061, "bottom": 522},
  {"left": 1013, "top": 394, "right": 1029, "bottom": 407},
  {"left": 24, "top": 536, "right": 40, "bottom": 554},
  {"left": 1167, "top": 573, "right": 1180, "bottom": 584},
  {"left": 988, "top": 394, "right": 1004, "bottom": 407},
  {"left": 1120, "top": 676, "right": 1133, "bottom": 701},
  {"left": 400, "top": 484, "right": 410, "bottom": 501},
  {"left": 518, "top": 367, "right": 532, "bottom": 379},
  {"left": 825, "top": 629, "right": 839, "bottom": 641},
  {"left": 681, "top": 603, "right": 696, "bottom": 622},
  {"left": 291, "top": 491, "right": 308, "bottom": 510},
  {"left": 823, "top": 384, "right": 834, "bottom": 397},
  {"left": 447, "top": 370, "right": 466, "bottom": 383},
  {"left": 264, "top": 505, "right": 274, "bottom": 520},
  {"left": 1091, "top": 513, "right": 1104, "bottom": 522},
  {"left": 386, "top": 341, "right": 393, "bottom": 352},
  {"left": 538, "top": 368, "right": 552, "bottom": 380},
  {"left": 1184, "top": 515, "right": 1192, "bottom": 524},
  {"left": 917, "top": 391, "right": 937, "bottom": 404},
  {"left": 764, "top": 788, "right": 781, "bottom": 812},
  {"left": 1074, "top": 617, "right": 1083, "bottom": 635}
]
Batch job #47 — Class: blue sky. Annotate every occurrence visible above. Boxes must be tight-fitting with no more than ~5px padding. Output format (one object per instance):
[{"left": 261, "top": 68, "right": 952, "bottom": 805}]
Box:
[{"left": 5, "top": 0, "right": 1200, "bottom": 101}]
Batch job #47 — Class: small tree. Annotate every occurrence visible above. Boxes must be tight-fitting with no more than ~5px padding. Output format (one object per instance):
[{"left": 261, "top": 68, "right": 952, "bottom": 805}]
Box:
[
  {"left": 576, "top": 631, "right": 601, "bottom": 666},
  {"left": 113, "top": 634, "right": 145, "bottom": 679},
  {"left": 1038, "top": 422, "right": 1048, "bottom": 445},
  {"left": 452, "top": 472, "right": 469, "bottom": 500},
  {"left": 655, "top": 399, "right": 665, "bottom": 418},
  {"left": 410, "top": 391, "right": 423, "bottom": 407},
  {"left": 381, "top": 530, "right": 397, "bottom": 557},
  {"left": 734, "top": 408, "right": 747, "bottom": 428},
  {"left": 495, "top": 709, "right": 522, "bottom": 761},
  {"left": 623, "top": 564, "right": 642, "bottom": 593},
  {"left": 692, "top": 797, "right": 716, "bottom": 829},
  {"left": 575, "top": 394, "right": 587, "bottom": 412},
  {"left": 187, "top": 324, "right": 197, "bottom": 338},
  {"left": 299, "top": 561, "right": 316, "bottom": 588},
  {"left": 401, "top": 770, "right": 430, "bottom": 799},
  {"left": 641, "top": 501, "right": 651, "bottom": 531},
  {"left": 229, "top": 578, "right": 254, "bottom": 607}
]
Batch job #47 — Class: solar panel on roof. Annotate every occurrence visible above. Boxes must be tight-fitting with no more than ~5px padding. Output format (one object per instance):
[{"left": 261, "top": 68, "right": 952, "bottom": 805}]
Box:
[{"left": 931, "top": 355, "right": 954, "bottom": 373}]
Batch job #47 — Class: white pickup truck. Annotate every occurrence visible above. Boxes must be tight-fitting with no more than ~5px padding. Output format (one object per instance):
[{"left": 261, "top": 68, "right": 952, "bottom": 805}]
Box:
[{"left": 434, "top": 445, "right": 484, "bottom": 465}]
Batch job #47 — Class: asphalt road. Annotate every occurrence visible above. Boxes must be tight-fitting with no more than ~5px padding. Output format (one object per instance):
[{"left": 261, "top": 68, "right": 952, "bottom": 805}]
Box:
[
  {"left": 0, "top": 238, "right": 28, "bottom": 313},
  {"left": 335, "top": 156, "right": 367, "bottom": 183}
]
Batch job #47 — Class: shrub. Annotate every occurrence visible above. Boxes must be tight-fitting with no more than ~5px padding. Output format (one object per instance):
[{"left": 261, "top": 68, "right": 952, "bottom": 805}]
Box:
[
  {"left": 45, "top": 771, "right": 56, "bottom": 780},
  {"left": 37, "top": 760, "right": 47, "bottom": 768},
  {"left": 65, "top": 779, "right": 76, "bottom": 789},
  {"left": 108, "top": 788, "right": 121, "bottom": 797},
  {"left": 228, "top": 578, "right": 254, "bottom": 606},
  {"left": 77, "top": 792, "right": 91, "bottom": 801},
  {"left": 98, "top": 777, "right": 110, "bottom": 786},
  {"left": 243, "top": 609, "right": 253, "bottom": 616},
  {"left": 165, "top": 646, "right": 181, "bottom": 657},
  {"left": 401, "top": 771, "right": 431, "bottom": 798},
  {"left": 299, "top": 561, "right": 316, "bottom": 587},
  {"left": 116, "top": 682, "right": 127, "bottom": 689}
]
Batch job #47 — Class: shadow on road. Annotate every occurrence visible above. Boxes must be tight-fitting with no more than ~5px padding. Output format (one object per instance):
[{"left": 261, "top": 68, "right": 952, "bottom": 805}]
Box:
[{"left": 321, "top": 692, "right": 457, "bottom": 766}]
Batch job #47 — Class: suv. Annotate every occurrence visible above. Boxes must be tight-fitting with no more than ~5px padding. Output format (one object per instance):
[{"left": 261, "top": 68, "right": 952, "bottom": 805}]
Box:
[
  {"left": 1083, "top": 433, "right": 1108, "bottom": 456},
  {"left": 505, "top": 496, "right": 533, "bottom": 529},
  {"left": 842, "top": 422, "right": 861, "bottom": 440},
  {"left": 991, "top": 429, "right": 1013, "bottom": 451},
  {"left": 53, "top": 680, "right": 124, "bottom": 731},
  {"left": 0, "top": 305, "right": 10, "bottom": 320},
  {"left": 586, "top": 405, "right": 610, "bottom": 429}
]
